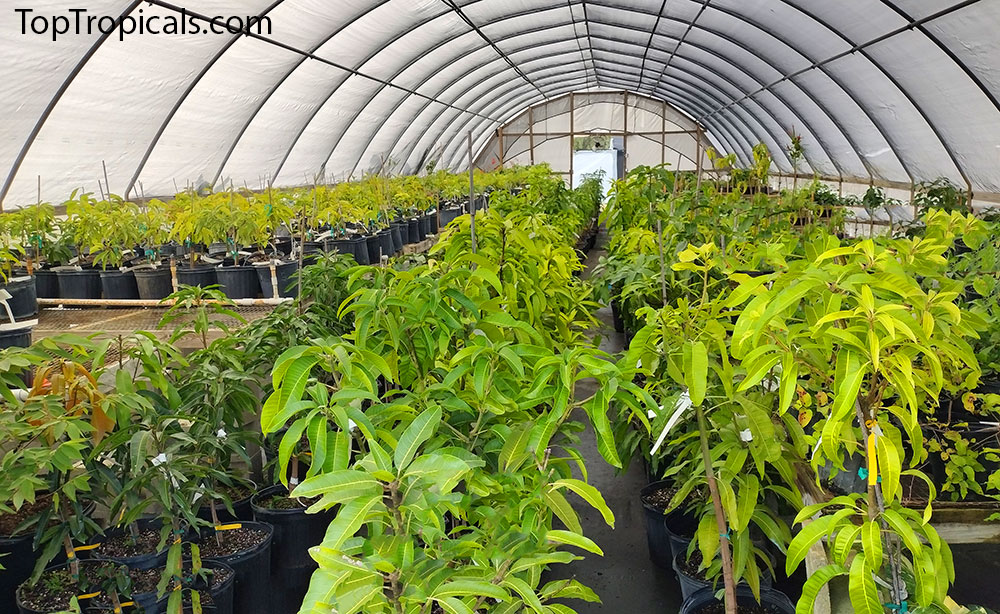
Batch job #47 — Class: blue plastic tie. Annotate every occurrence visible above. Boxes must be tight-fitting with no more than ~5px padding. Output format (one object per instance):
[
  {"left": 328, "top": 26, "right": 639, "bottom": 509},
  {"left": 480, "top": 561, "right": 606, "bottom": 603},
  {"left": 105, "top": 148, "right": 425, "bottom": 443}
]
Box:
[
  {"left": 858, "top": 467, "right": 868, "bottom": 480},
  {"left": 885, "top": 601, "right": 908, "bottom": 613}
]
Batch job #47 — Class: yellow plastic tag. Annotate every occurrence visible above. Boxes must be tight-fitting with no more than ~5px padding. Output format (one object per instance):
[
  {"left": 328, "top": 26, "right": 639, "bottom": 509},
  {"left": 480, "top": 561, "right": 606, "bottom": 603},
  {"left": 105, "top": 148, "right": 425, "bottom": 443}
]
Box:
[
  {"left": 867, "top": 432, "right": 878, "bottom": 487},
  {"left": 120, "top": 602, "right": 135, "bottom": 608},
  {"left": 77, "top": 592, "right": 101, "bottom": 600},
  {"left": 73, "top": 543, "right": 102, "bottom": 552},
  {"left": 215, "top": 523, "right": 242, "bottom": 531}
]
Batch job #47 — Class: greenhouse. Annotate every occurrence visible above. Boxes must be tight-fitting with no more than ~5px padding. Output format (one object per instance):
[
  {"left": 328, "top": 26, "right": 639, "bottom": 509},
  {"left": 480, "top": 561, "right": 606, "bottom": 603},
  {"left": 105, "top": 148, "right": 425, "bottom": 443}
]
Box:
[{"left": 2, "top": 1, "right": 1000, "bottom": 613}]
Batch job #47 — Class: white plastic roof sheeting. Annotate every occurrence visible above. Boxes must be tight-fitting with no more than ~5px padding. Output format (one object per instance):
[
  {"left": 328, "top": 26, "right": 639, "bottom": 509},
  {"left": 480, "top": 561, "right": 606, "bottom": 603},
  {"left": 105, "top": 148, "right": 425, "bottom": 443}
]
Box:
[{"left": 3, "top": 0, "right": 1000, "bottom": 208}]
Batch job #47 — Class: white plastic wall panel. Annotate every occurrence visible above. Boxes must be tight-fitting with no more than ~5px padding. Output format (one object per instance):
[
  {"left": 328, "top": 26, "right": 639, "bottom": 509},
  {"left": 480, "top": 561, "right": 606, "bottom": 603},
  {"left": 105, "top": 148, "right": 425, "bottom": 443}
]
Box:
[
  {"left": 867, "top": 30, "right": 1000, "bottom": 194},
  {"left": 1, "top": 0, "right": 128, "bottom": 194}
]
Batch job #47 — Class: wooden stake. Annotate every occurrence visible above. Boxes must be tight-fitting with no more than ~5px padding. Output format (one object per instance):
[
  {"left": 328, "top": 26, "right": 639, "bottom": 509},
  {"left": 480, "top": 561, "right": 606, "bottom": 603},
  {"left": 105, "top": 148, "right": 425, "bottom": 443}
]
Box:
[{"left": 102, "top": 160, "right": 111, "bottom": 198}]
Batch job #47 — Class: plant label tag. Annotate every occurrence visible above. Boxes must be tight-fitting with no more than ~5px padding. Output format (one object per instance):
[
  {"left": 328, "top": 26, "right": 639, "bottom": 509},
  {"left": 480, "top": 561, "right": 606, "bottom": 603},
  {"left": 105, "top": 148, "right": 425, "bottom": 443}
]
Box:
[{"left": 651, "top": 391, "right": 691, "bottom": 455}]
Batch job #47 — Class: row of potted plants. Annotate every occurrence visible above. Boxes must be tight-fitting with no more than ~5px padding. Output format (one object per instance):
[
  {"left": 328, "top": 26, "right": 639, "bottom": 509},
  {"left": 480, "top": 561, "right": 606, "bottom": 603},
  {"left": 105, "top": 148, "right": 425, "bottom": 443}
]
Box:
[
  {"left": 0, "top": 166, "right": 624, "bottom": 614},
  {"left": 0, "top": 164, "right": 554, "bottom": 307},
  {"left": 596, "top": 157, "right": 994, "bottom": 612}
]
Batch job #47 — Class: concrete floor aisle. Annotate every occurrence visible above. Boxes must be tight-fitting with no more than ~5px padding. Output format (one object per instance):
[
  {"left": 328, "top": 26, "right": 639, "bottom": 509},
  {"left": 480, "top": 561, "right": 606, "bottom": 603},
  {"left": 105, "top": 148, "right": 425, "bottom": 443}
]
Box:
[{"left": 541, "top": 227, "right": 683, "bottom": 613}]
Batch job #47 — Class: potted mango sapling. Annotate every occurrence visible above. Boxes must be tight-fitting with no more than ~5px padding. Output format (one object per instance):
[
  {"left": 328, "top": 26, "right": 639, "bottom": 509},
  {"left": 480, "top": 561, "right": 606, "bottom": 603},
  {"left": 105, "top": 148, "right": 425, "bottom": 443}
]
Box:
[
  {"left": 78, "top": 197, "right": 142, "bottom": 300},
  {"left": 727, "top": 219, "right": 981, "bottom": 613},
  {"left": 626, "top": 243, "right": 799, "bottom": 613},
  {"left": 157, "top": 285, "right": 258, "bottom": 522},
  {"left": 8, "top": 338, "right": 124, "bottom": 614}
]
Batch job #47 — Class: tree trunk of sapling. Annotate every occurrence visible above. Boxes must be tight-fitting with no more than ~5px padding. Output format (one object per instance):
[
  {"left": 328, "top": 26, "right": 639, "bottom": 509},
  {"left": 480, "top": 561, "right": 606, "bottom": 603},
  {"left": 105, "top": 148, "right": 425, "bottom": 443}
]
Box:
[{"left": 695, "top": 404, "right": 737, "bottom": 614}]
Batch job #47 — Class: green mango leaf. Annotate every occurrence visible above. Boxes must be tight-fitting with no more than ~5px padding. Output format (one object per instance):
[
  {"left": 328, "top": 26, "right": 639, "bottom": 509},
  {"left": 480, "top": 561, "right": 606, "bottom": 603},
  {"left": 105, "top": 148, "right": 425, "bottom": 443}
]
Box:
[{"left": 394, "top": 406, "right": 442, "bottom": 471}]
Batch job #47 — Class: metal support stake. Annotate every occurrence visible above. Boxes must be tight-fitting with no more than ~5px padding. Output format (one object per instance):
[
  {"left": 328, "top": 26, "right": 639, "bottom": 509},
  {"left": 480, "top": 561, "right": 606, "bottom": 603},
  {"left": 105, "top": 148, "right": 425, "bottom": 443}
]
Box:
[
  {"left": 468, "top": 132, "right": 476, "bottom": 255},
  {"left": 102, "top": 160, "right": 111, "bottom": 198},
  {"left": 695, "top": 124, "right": 703, "bottom": 193}
]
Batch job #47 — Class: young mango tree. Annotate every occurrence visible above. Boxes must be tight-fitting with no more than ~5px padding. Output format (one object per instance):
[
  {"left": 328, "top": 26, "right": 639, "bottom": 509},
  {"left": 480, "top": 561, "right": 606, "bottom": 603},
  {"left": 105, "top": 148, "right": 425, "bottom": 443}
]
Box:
[{"left": 727, "top": 219, "right": 982, "bottom": 612}]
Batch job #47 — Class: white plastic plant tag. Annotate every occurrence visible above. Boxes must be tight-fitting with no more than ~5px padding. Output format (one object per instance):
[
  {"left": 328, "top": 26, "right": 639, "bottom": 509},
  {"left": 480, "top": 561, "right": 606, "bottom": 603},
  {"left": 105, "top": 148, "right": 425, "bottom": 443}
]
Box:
[
  {"left": 739, "top": 429, "right": 753, "bottom": 442},
  {"left": 151, "top": 453, "right": 167, "bottom": 467},
  {"left": 651, "top": 391, "right": 692, "bottom": 455},
  {"left": 348, "top": 419, "right": 357, "bottom": 432},
  {"left": 217, "top": 428, "right": 227, "bottom": 439},
  {"left": 289, "top": 477, "right": 299, "bottom": 487}
]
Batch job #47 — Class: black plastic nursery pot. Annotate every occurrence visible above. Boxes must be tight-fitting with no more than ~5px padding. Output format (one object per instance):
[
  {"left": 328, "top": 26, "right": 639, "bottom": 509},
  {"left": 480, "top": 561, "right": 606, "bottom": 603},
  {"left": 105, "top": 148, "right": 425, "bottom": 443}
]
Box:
[
  {"left": 199, "top": 521, "right": 272, "bottom": 614},
  {"left": 640, "top": 480, "right": 691, "bottom": 568},
  {"left": 273, "top": 237, "right": 293, "bottom": 257},
  {"left": 56, "top": 268, "right": 101, "bottom": 300},
  {"left": 1, "top": 532, "right": 37, "bottom": 613},
  {"left": 420, "top": 214, "right": 432, "bottom": 238},
  {"left": 680, "top": 586, "right": 794, "bottom": 614},
  {"left": 1, "top": 276, "right": 39, "bottom": 320},
  {"left": 136, "top": 560, "right": 235, "bottom": 614},
  {"left": 365, "top": 234, "right": 382, "bottom": 264},
  {"left": 428, "top": 212, "right": 439, "bottom": 234},
  {"left": 16, "top": 559, "right": 131, "bottom": 614},
  {"left": 251, "top": 486, "right": 335, "bottom": 612},
  {"left": 256, "top": 261, "right": 299, "bottom": 299},
  {"left": 389, "top": 224, "right": 403, "bottom": 253},
  {"left": 197, "top": 486, "right": 257, "bottom": 524},
  {"left": 378, "top": 229, "right": 394, "bottom": 257},
  {"left": 393, "top": 221, "right": 411, "bottom": 245},
  {"left": 673, "top": 551, "right": 772, "bottom": 600},
  {"left": 610, "top": 299, "right": 624, "bottom": 333},
  {"left": 78, "top": 519, "right": 169, "bottom": 571},
  {"left": 99, "top": 270, "right": 139, "bottom": 301},
  {"left": 348, "top": 236, "right": 370, "bottom": 265},
  {"left": 408, "top": 218, "right": 422, "bottom": 243},
  {"left": 215, "top": 266, "right": 260, "bottom": 300},
  {"left": 133, "top": 267, "right": 174, "bottom": 301},
  {"left": 175, "top": 265, "right": 218, "bottom": 288},
  {"left": 34, "top": 269, "right": 58, "bottom": 299}
]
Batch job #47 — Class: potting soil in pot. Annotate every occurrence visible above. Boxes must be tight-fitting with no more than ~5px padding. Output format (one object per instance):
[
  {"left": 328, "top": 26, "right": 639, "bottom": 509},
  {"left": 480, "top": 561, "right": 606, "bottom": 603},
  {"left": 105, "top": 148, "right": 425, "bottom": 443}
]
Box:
[
  {"left": 85, "top": 528, "right": 164, "bottom": 568},
  {"left": 195, "top": 527, "right": 267, "bottom": 560},
  {"left": 17, "top": 561, "right": 126, "bottom": 613}
]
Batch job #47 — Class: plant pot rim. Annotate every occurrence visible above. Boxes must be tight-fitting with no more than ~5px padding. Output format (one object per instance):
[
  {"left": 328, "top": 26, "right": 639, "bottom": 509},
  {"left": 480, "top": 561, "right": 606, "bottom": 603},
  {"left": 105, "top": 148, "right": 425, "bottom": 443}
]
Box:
[
  {"left": 199, "top": 520, "right": 273, "bottom": 564},
  {"left": 250, "top": 485, "right": 312, "bottom": 517}
]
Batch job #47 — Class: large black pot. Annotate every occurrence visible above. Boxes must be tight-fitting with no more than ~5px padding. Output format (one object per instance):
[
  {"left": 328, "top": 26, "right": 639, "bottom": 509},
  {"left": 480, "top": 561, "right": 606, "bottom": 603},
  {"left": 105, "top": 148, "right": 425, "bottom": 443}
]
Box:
[
  {"left": 251, "top": 486, "right": 335, "bottom": 613},
  {"left": 197, "top": 487, "right": 257, "bottom": 524},
  {"left": 1, "top": 276, "right": 38, "bottom": 320},
  {"left": 1, "top": 533, "right": 36, "bottom": 613},
  {"left": 133, "top": 267, "right": 174, "bottom": 301},
  {"left": 56, "top": 268, "right": 101, "bottom": 300},
  {"left": 349, "top": 237, "right": 370, "bottom": 265},
  {"left": 378, "top": 229, "right": 394, "bottom": 258},
  {"left": 365, "top": 235, "right": 382, "bottom": 264},
  {"left": 389, "top": 224, "right": 404, "bottom": 254},
  {"left": 428, "top": 212, "right": 439, "bottom": 234},
  {"left": 34, "top": 270, "right": 58, "bottom": 299},
  {"left": 215, "top": 266, "right": 260, "bottom": 300},
  {"left": 99, "top": 270, "right": 139, "bottom": 300},
  {"left": 394, "top": 222, "right": 411, "bottom": 245},
  {"left": 256, "top": 262, "right": 299, "bottom": 299},
  {"left": 175, "top": 265, "right": 218, "bottom": 288},
  {"left": 680, "top": 587, "right": 794, "bottom": 614},
  {"left": 79, "top": 519, "right": 168, "bottom": 571},
  {"left": 408, "top": 219, "right": 422, "bottom": 243},
  {"left": 17, "top": 560, "right": 131, "bottom": 614},
  {"left": 674, "top": 551, "right": 772, "bottom": 600},
  {"left": 200, "top": 521, "right": 272, "bottom": 614},
  {"left": 420, "top": 214, "right": 432, "bottom": 238},
  {"left": 137, "top": 560, "right": 236, "bottom": 614},
  {"left": 640, "top": 480, "right": 687, "bottom": 568}
]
